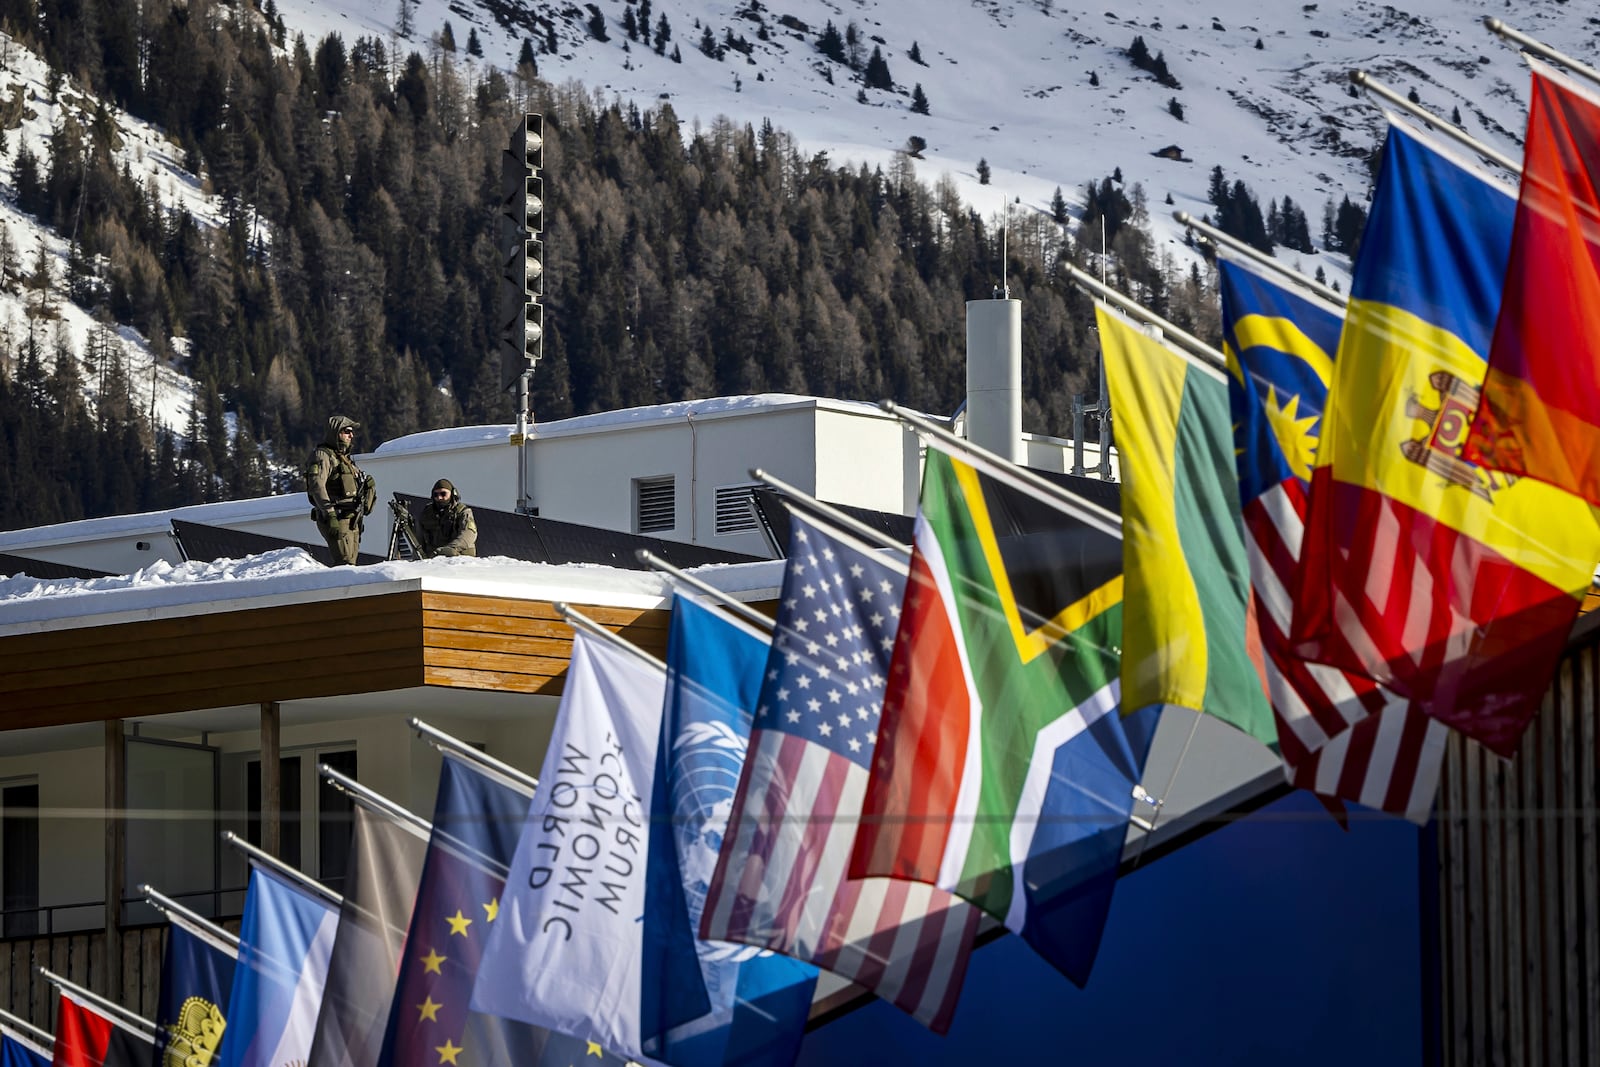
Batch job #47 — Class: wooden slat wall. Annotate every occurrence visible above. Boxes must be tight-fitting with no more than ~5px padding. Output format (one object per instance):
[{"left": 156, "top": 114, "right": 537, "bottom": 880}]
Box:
[
  {"left": 0, "top": 927, "right": 164, "bottom": 1032},
  {"left": 1437, "top": 636, "right": 1600, "bottom": 1066}
]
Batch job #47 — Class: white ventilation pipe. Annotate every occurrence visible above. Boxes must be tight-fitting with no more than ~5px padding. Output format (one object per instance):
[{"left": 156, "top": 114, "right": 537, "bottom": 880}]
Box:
[{"left": 965, "top": 298, "right": 1022, "bottom": 464}]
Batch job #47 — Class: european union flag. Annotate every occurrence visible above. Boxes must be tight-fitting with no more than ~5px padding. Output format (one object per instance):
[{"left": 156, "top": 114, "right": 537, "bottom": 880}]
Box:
[
  {"left": 378, "top": 754, "right": 623, "bottom": 1067},
  {"left": 155, "top": 921, "right": 236, "bottom": 1067},
  {"left": 643, "top": 593, "right": 818, "bottom": 1067}
]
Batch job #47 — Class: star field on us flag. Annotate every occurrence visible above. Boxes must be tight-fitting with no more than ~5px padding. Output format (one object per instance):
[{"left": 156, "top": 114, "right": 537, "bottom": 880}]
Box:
[{"left": 754, "top": 522, "right": 904, "bottom": 770}]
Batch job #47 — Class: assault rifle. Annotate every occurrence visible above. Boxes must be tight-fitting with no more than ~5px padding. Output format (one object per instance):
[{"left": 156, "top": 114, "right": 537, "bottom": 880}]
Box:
[{"left": 386, "top": 498, "right": 434, "bottom": 560}]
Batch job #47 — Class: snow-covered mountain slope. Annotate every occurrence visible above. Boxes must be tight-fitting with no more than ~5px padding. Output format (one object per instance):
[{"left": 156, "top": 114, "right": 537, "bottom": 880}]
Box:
[
  {"left": 0, "top": 30, "right": 211, "bottom": 432},
  {"left": 274, "top": 0, "right": 1596, "bottom": 274}
]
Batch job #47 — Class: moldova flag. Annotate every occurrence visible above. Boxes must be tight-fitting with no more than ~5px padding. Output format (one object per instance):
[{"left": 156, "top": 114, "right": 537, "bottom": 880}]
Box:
[
  {"left": 1290, "top": 122, "right": 1600, "bottom": 758},
  {"left": 1466, "top": 60, "right": 1600, "bottom": 505}
]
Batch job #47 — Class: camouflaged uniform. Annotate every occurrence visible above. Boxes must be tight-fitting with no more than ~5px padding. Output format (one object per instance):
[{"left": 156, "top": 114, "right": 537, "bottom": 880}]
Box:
[
  {"left": 417, "top": 478, "right": 478, "bottom": 557},
  {"left": 304, "top": 414, "right": 376, "bottom": 565}
]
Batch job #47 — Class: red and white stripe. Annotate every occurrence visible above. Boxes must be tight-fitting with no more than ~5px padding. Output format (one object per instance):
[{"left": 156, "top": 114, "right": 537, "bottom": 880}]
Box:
[
  {"left": 702, "top": 728, "right": 978, "bottom": 1033},
  {"left": 1246, "top": 480, "right": 1446, "bottom": 823},
  {"left": 1293, "top": 470, "right": 1587, "bottom": 758}
]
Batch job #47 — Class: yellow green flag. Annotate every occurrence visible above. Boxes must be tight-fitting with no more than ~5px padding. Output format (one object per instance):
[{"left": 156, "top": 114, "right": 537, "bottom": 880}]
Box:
[{"left": 1097, "top": 305, "right": 1276, "bottom": 747}]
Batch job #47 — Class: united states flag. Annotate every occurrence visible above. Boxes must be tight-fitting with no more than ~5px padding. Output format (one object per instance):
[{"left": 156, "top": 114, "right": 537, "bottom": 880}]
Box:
[{"left": 700, "top": 510, "right": 979, "bottom": 1033}]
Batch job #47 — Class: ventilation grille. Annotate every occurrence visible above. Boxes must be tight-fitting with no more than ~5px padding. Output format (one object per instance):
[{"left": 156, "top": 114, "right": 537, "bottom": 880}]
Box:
[
  {"left": 714, "top": 484, "right": 760, "bottom": 535},
  {"left": 635, "top": 476, "right": 676, "bottom": 533}
]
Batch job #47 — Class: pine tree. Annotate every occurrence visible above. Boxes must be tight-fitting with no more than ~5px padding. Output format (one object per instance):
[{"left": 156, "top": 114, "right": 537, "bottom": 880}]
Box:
[
  {"left": 977, "top": 158, "right": 991, "bottom": 185},
  {"left": 910, "top": 83, "right": 929, "bottom": 115},
  {"left": 655, "top": 15, "right": 672, "bottom": 54},
  {"left": 909, "top": 40, "right": 924, "bottom": 65},
  {"left": 700, "top": 26, "right": 717, "bottom": 58},
  {"left": 466, "top": 28, "right": 482, "bottom": 56},
  {"left": 624, "top": 7, "right": 638, "bottom": 40},
  {"left": 864, "top": 46, "right": 892, "bottom": 90},
  {"left": 1167, "top": 96, "right": 1184, "bottom": 120},
  {"left": 588, "top": 9, "right": 609, "bottom": 41},
  {"left": 439, "top": 21, "right": 456, "bottom": 52},
  {"left": 817, "top": 21, "right": 845, "bottom": 63},
  {"left": 1050, "top": 186, "right": 1068, "bottom": 225}
]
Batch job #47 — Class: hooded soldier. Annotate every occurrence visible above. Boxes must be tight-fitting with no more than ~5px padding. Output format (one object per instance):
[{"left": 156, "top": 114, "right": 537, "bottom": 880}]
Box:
[
  {"left": 416, "top": 478, "right": 478, "bottom": 558},
  {"left": 304, "top": 414, "right": 376, "bottom": 565}
]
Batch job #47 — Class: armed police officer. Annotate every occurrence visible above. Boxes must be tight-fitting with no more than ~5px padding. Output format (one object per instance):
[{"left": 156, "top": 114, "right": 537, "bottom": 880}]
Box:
[
  {"left": 416, "top": 478, "right": 478, "bottom": 558},
  {"left": 304, "top": 414, "right": 376, "bottom": 565}
]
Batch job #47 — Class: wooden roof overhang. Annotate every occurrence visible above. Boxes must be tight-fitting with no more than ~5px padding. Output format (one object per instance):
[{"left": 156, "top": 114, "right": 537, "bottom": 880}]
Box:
[{"left": 0, "top": 583, "right": 673, "bottom": 731}]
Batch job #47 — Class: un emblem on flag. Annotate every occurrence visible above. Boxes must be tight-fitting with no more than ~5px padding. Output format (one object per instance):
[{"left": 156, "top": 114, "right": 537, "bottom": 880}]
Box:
[
  {"left": 672, "top": 720, "right": 763, "bottom": 970},
  {"left": 1401, "top": 369, "right": 1515, "bottom": 501}
]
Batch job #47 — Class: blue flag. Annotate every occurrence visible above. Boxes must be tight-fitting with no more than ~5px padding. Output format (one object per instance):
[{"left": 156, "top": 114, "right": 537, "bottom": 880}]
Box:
[
  {"left": 217, "top": 866, "right": 339, "bottom": 1067},
  {"left": 379, "top": 754, "right": 619, "bottom": 1067},
  {"left": 642, "top": 594, "right": 818, "bottom": 1067},
  {"left": 155, "top": 920, "right": 237, "bottom": 1067},
  {"left": 0, "top": 1031, "right": 48, "bottom": 1067}
]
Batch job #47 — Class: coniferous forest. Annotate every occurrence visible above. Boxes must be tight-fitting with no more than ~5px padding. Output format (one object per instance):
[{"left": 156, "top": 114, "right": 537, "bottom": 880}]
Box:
[{"left": 0, "top": 0, "right": 1331, "bottom": 532}]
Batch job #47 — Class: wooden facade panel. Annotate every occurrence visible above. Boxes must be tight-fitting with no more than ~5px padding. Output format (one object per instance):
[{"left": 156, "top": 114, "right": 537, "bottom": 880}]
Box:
[
  {"left": 0, "top": 589, "right": 672, "bottom": 726},
  {"left": 1, "top": 623, "right": 422, "bottom": 697},
  {"left": 422, "top": 664, "right": 565, "bottom": 695},
  {"left": 2, "top": 656, "right": 428, "bottom": 729},
  {"left": 0, "top": 591, "right": 423, "bottom": 660},
  {"left": 1438, "top": 639, "right": 1600, "bottom": 1066},
  {"left": 419, "top": 593, "right": 661, "bottom": 628},
  {"left": 421, "top": 626, "right": 573, "bottom": 658}
]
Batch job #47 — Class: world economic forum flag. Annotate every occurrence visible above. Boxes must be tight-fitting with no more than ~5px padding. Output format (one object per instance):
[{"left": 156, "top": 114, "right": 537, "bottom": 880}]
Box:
[
  {"left": 155, "top": 919, "right": 236, "bottom": 1067},
  {"left": 643, "top": 594, "right": 817, "bottom": 1067},
  {"left": 473, "top": 629, "right": 706, "bottom": 1062},
  {"left": 216, "top": 865, "right": 339, "bottom": 1067}
]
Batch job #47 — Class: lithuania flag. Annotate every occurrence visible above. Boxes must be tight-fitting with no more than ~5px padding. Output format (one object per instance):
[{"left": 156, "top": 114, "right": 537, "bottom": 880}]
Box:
[{"left": 1096, "top": 304, "right": 1276, "bottom": 749}]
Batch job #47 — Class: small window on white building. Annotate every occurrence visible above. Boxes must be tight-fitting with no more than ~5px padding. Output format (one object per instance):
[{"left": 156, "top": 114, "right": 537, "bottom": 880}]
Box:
[
  {"left": 714, "top": 484, "right": 760, "bottom": 535},
  {"left": 635, "top": 476, "right": 676, "bottom": 533}
]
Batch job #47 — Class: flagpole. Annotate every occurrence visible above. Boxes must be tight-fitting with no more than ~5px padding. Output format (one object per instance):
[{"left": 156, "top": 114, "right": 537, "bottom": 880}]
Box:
[
  {"left": 1061, "top": 265, "right": 1229, "bottom": 374},
  {"left": 554, "top": 602, "right": 669, "bottom": 673},
  {"left": 319, "top": 763, "right": 432, "bottom": 836},
  {"left": 1350, "top": 71, "right": 1522, "bottom": 174},
  {"left": 747, "top": 468, "right": 910, "bottom": 556},
  {"left": 879, "top": 400, "right": 1125, "bottom": 540},
  {"left": 138, "top": 884, "right": 240, "bottom": 951},
  {"left": 409, "top": 719, "right": 538, "bottom": 794},
  {"left": 633, "top": 549, "right": 777, "bottom": 635},
  {"left": 221, "top": 832, "right": 345, "bottom": 909},
  {"left": 37, "top": 968, "right": 159, "bottom": 1036},
  {"left": 0, "top": 1007, "right": 54, "bottom": 1049},
  {"left": 1173, "top": 211, "right": 1347, "bottom": 307},
  {"left": 1485, "top": 17, "right": 1600, "bottom": 89}
]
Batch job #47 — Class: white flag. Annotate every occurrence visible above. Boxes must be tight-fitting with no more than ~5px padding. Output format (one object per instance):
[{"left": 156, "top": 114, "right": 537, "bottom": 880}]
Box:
[{"left": 470, "top": 630, "right": 665, "bottom": 1060}]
